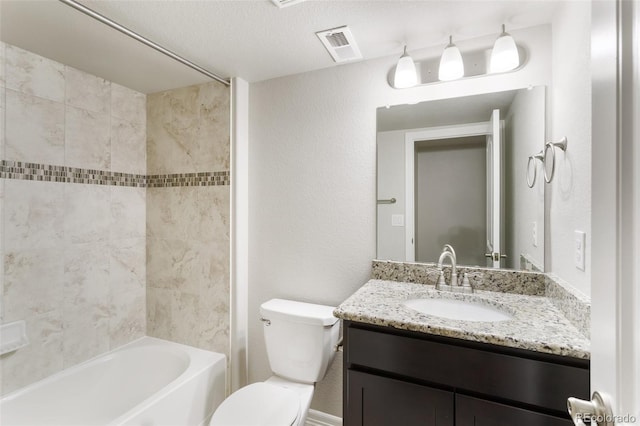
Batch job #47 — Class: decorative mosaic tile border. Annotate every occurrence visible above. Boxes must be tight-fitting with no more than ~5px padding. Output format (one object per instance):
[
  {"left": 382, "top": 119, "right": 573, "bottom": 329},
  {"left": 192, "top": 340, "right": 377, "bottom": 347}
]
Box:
[
  {"left": 545, "top": 273, "right": 590, "bottom": 338},
  {"left": 372, "top": 260, "right": 547, "bottom": 296},
  {"left": 0, "top": 160, "right": 230, "bottom": 188},
  {"left": 146, "top": 171, "right": 229, "bottom": 187}
]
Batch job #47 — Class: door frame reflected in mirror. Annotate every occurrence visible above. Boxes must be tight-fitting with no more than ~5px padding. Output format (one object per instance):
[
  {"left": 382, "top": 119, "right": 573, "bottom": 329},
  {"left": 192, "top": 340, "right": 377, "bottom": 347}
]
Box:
[{"left": 376, "top": 86, "right": 546, "bottom": 271}]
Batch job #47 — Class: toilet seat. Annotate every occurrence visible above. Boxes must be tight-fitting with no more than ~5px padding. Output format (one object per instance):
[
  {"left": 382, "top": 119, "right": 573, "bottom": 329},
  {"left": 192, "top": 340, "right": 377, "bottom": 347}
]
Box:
[{"left": 209, "top": 382, "right": 301, "bottom": 426}]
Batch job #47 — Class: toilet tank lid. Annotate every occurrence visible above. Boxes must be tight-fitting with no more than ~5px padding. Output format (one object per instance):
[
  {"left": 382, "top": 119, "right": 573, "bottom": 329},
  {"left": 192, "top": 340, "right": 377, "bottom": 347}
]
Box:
[{"left": 260, "top": 299, "right": 338, "bottom": 326}]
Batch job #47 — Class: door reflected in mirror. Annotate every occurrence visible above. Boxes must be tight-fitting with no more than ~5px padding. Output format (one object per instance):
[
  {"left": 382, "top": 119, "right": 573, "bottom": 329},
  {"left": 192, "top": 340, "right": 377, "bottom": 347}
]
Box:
[{"left": 376, "top": 87, "right": 546, "bottom": 271}]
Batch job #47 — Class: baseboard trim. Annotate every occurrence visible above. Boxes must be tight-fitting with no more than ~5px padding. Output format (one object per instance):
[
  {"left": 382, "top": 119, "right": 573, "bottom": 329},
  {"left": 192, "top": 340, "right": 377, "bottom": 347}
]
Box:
[{"left": 305, "top": 409, "right": 343, "bottom": 426}]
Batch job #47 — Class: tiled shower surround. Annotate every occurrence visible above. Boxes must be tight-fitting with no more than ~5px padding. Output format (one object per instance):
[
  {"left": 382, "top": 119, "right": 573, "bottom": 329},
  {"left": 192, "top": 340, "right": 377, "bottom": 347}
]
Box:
[
  {"left": 145, "top": 81, "right": 230, "bottom": 356},
  {"left": 0, "top": 43, "right": 230, "bottom": 395}
]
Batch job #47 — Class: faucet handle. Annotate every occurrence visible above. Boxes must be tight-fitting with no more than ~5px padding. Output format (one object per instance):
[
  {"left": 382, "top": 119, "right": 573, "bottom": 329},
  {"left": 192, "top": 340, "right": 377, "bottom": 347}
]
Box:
[
  {"left": 461, "top": 273, "right": 472, "bottom": 288},
  {"left": 436, "top": 271, "right": 446, "bottom": 290}
]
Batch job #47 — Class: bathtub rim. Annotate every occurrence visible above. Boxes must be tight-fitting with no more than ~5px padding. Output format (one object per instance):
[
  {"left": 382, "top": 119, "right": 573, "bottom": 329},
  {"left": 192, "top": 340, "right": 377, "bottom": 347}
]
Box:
[{"left": 0, "top": 336, "right": 227, "bottom": 423}]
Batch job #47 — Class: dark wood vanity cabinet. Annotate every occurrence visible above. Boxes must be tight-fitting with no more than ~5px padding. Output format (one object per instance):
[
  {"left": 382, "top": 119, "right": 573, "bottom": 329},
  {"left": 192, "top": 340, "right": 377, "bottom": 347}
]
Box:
[{"left": 343, "top": 321, "right": 590, "bottom": 426}]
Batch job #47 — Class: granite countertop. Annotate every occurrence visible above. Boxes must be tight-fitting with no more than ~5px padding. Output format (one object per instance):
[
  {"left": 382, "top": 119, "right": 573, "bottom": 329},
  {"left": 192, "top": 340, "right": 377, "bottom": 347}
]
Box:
[{"left": 334, "top": 279, "right": 590, "bottom": 360}]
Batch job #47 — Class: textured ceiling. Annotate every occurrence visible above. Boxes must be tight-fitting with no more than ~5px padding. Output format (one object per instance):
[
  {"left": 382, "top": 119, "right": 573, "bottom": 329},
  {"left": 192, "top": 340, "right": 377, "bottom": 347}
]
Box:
[{"left": 0, "top": 0, "right": 560, "bottom": 93}]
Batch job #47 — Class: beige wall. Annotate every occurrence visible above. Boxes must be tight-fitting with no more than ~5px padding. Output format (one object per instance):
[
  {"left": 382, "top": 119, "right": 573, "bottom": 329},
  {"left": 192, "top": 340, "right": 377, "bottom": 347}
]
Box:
[
  {"left": 0, "top": 43, "right": 147, "bottom": 395},
  {"left": 145, "top": 82, "right": 231, "bottom": 358}
]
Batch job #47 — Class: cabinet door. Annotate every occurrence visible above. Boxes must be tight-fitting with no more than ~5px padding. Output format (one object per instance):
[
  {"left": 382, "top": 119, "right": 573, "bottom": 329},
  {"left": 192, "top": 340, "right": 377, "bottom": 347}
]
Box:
[
  {"left": 346, "top": 370, "right": 454, "bottom": 426},
  {"left": 455, "top": 394, "right": 573, "bottom": 426}
]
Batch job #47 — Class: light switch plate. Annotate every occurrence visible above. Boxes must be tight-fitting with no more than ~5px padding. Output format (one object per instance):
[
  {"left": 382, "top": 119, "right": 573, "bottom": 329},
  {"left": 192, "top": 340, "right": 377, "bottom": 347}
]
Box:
[
  {"left": 575, "top": 230, "right": 586, "bottom": 271},
  {"left": 532, "top": 222, "right": 538, "bottom": 247},
  {"left": 391, "top": 214, "right": 405, "bottom": 227}
]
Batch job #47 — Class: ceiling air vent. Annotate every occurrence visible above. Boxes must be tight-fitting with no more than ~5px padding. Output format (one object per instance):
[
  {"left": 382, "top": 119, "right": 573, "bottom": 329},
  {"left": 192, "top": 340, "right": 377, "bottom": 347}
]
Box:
[
  {"left": 270, "top": 0, "right": 307, "bottom": 8},
  {"left": 316, "top": 26, "right": 363, "bottom": 63}
]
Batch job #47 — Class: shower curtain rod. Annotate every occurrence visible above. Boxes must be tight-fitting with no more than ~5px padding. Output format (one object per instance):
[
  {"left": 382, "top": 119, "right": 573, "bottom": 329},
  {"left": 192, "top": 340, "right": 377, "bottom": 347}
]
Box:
[{"left": 58, "top": 0, "right": 231, "bottom": 87}]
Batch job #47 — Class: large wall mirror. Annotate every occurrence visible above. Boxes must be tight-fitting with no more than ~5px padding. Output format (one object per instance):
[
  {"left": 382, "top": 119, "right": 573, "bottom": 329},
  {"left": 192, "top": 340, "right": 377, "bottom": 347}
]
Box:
[{"left": 377, "top": 87, "right": 545, "bottom": 271}]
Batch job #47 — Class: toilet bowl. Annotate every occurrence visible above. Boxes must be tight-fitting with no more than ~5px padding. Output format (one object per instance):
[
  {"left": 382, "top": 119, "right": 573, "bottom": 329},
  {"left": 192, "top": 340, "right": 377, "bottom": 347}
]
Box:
[
  {"left": 209, "top": 299, "right": 340, "bottom": 426},
  {"left": 209, "top": 377, "right": 314, "bottom": 426}
]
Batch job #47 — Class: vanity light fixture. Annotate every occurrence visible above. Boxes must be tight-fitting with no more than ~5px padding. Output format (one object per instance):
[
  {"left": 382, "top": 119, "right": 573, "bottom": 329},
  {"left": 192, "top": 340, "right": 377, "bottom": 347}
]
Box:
[
  {"left": 438, "top": 35, "right": 464, "bottom": 81},
  {"left": 393, "top": 45, "right": 418, "bottom": 89},
  {"left": 489, "top": 24, "right": 520, "bottom": 73}
]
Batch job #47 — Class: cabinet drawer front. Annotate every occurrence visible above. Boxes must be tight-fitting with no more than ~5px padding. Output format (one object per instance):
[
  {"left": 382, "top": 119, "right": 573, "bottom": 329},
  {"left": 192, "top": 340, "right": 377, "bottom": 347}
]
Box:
[
  {"left": 347, "top": 370, "right": 454, "bottom": 426},
  {"left": 346, "top": 325, "right": 589, "bottom": 413},
  {"left": 456, "top": 394, "right": 573, "bottom": 426}
]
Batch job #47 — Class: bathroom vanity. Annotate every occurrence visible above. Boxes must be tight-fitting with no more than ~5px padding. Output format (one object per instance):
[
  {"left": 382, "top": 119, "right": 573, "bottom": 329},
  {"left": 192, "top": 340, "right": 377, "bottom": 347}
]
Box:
[{"left": 335, "top": 276, "right": 590, "bottom": 426}]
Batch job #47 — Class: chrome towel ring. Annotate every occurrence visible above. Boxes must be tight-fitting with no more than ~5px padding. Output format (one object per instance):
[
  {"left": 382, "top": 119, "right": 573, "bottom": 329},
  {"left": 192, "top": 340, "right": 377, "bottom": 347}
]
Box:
[
  {"left": 543, "top": 137, "right": 568, "bottom": 183},
  {"left": 526, "top": 150, "right": 544, "bottom": 188}
]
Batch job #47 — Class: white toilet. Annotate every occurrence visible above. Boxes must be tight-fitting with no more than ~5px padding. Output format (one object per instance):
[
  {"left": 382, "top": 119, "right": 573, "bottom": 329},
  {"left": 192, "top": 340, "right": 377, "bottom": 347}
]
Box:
[{"left": 210, "top": 298, "right": 340, "bottom": 426}]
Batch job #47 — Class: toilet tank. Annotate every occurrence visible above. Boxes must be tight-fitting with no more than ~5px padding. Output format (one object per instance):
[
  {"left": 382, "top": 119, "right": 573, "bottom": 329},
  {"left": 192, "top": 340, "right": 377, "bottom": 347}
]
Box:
[{"left": 260, "top": 299, "right": 340, "bottom": 384}]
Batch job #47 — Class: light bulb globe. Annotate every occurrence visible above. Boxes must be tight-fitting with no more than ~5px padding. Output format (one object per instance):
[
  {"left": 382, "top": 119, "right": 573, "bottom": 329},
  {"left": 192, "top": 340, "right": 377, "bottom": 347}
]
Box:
[
  {"left": 394, "top": 49, "right": 417, "bottom": 88},
  {"left": 438, "top": 44, "right": 464, "bottom": 81},
  {"left": 490, "top": 32, "right": 519, "bottom": 73}
]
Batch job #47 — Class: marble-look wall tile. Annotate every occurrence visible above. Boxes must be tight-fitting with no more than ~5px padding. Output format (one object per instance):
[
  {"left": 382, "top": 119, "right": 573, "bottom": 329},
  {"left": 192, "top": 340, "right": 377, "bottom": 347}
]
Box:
[
  {"left": 63, "top": 243, "right": 110, "bottom": 308},
  {"left": 146, "top": 287, "right": 172, "bottom": 338},
  {"left": 64, "top": 183, "right": 111, "bottom": 244},
  {"left": 0, "top": 44, "right": 148, "bottom": 395},
  {"left": 146, "top": 285, "right": 229, "bottom": 356},
  {"left": 0, "top": 311, "right": 64, "bottom": 395},
  {"left": 5, "top": 89, "right": 64, "bottom": 164},
  {"left": 62, "top": 243, "right": 110, "bottom": 367},
  {"left": 5, "top": 45, "right": 64, "bottom": 102},
  {"left": 109, "top": 238, "right": 146, "bottom": 348},
  {"left": 169, "top": 291, "right": 201, "bottom": 348},
  {"left": 197, "top": 186, "right": 230, "bottom": 241},
  {"left": 3, "top": 248, "right": 65, "bottom": 320},
  {"left": 147, "top": 238, "right": 227, "bottom": 294},
  {"left": 0, "top": 42, "right": 5, "bottom": 88},
  {"left": 65, "top": 106, "right": 110, "bottom": 170},
  {"left": 0, "top": 180, "right": 4, "bottom": 320},
  {"left": 147, "top": 186, "right": 229, "bottom": 243},
  {"left": 146, "top": 187, "right": 199, "bottom": 241},
  {"left": 1, "top": 86, "right": 5, "bottom": 158},
  {"left": 147, "top": 81, "right": 230, "bottom": 174},
  {"left": 197, "top": 280, "right": 230, "bottom": 354},
  {"left": 65, "top": 66, "right": 110, "bottom": 114},
  {"left": 111, "top": 83, "right": 145, "bottom": 125},
  {"left": 146, "top": 81, "right": 230, "bottom": 357},
  {"left": 111, "top": 118, "right": 146, "bottom": 175},
  {"left": 110, "top": 187, "right": 146, "bottom": 241},
  {"left": 3, "top": 180, "right": 64, "bottom": 251}
]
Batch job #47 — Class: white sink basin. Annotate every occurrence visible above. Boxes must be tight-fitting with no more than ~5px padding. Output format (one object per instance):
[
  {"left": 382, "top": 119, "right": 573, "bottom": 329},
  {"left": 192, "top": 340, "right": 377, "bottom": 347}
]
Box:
[{"left": 403, "top": 298, "right": 513, "bottom": 322}]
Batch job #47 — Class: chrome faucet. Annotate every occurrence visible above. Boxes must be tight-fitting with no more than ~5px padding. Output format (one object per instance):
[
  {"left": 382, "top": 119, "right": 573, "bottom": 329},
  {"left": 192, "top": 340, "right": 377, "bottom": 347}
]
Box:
[
  {"left": 435, "top": 245, "right": 473, "bottom": 293},
  {"left": 437, "top": 244, "right": 458, "bottom": 289}
]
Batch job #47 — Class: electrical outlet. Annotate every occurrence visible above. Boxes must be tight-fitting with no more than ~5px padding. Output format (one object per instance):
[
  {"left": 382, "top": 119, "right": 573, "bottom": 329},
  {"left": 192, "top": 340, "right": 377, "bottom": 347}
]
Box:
[
  {"left": 532, "top": 222, "right": 538, "bottom": 247},
  {"left": 575, "top": 231, "right": 586, "bottom": 271}
]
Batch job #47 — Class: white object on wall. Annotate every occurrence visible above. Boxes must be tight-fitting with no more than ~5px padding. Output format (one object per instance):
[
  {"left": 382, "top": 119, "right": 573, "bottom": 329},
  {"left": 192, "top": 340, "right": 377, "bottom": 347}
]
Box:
[
  {"left": 391, "top": 214, "right": 404, "bottom": 227},
  {"left": 0, "top": 320, "right": 29, "bottom": 355},
  {"left": 574, "top": 230, "right": 586, "bottom": 271}
]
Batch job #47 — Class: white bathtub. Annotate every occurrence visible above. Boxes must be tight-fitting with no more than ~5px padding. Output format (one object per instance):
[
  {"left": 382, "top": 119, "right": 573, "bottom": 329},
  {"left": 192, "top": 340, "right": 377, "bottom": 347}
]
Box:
[{"left": 0, "top": 337, "right": 227, "bottom": 426}]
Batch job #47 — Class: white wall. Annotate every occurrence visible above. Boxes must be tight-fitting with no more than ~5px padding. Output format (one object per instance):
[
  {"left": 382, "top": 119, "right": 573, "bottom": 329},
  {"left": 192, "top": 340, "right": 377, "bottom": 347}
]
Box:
[
  {"left": 231, "top": 77, "right": 249, "bottom": 393},
  {"left": 376, "top": 129, "right": 407, "bottom": 260},
  {"left": 548, "top": 1, "right": 592, "bottom": 296},
  {"left": 505, "top": 87, "right": 546, "bottom": 270},
  {"left": 247, "top": 25, "right": 551, "bottom": 417}
]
